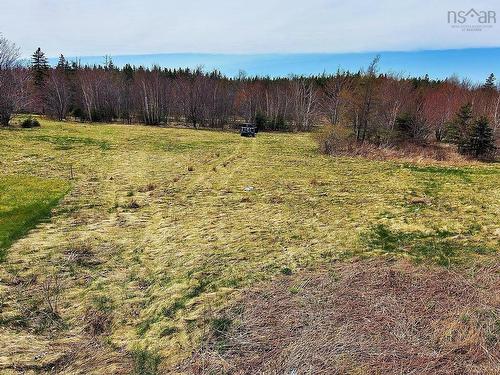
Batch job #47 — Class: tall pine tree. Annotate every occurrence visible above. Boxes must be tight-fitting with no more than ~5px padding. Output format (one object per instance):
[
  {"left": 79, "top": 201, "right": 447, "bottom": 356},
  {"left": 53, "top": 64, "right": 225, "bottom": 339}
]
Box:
[{"left": 31, "top": 47, "right": 49, "bottom": 87}]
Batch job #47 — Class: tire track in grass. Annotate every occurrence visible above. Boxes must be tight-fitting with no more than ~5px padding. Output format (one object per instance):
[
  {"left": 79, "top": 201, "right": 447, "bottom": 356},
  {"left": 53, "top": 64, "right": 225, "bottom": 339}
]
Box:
[{"left": 128, "top": 137, "right": 257, "bottom": 358}]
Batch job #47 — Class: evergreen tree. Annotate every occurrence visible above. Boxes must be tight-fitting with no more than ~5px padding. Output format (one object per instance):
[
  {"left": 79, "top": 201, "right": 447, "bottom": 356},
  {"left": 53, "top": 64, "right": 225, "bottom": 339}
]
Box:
[
  {"left": 31, "top": 47, "right": 49, "bottom": 86},
  {"left": 123, "top": 64, "right": 134, "bottom": 81},
  {"left": 255, "top": 112, "right": 267, "bottom": 130},
  {"left": 56, "top": 54, "right": 66, "bottom": 69},
  {"left": 483, "top": 73, "right": 496, "bottom": 90},
  {"left": 104, "top": 55, "right": 115, "bottom": 70},
  {"left": 446, "top": 103, "right": 473, "bottom": 146},
  {"left": 395, "top": 113, "right": 415, "bottom": 136},
  {"left": 463, "top": 116, "right": 496, "bottom": 159}
]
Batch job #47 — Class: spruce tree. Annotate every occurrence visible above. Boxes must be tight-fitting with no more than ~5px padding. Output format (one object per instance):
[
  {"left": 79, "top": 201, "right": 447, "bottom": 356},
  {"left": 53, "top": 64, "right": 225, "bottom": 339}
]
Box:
[
  {"left": 123, "top": 64, "right": 134, "bottom": 81},
  {"left": 31, "top": 47, "right": 49, "bottom": 87},
  {"left": 56, "top": 54, "right": 66, "bottom": 70},
  {"left": 483, "top": 73, "right": 496, "bottom": 90},
  {"left": 446, "top": 103, "right": 473, "bottom": 147},
  {"left": 465, "top": 116, "right": 496, "bottom": 159}
]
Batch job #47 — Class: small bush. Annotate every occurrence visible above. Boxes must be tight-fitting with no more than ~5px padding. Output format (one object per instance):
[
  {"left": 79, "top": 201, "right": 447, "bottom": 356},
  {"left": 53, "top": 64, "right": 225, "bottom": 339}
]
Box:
[
  {"left": 315, "top": 125, "right": 355, "bottom": 155},
  {"left": 20, "top": 117, "right": 41, "bottom": 128},
  {"left": 42, "top": 274, "right": 63, "bottom": 317},
  {"left": 70, "top": 107, "right": 83, "bottom": 119},
  {"left": 210, "top": 316, "right": 232, "bottom": 353}
]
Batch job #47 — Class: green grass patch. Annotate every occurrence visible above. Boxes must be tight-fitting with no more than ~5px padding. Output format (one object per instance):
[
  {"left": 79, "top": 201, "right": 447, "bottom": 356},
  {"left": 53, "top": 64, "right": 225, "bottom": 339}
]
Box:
[
  {"left": 401, "top": 164, "right": 471, "bottom": 179},
  {"left": 0, "top": 175, "right": 69, "bottom": 261},
  {"left": 360, "top": 224, "right": 495, "bottom": 266},
  {"left": 211, "top": 316, "right": 233, "bottom": 353},
  {"left": 27, "top": 135, "right": 110, "bottom": 150},
  {"left": 131, "top": 348, "right": 161, "bottom": 375}
]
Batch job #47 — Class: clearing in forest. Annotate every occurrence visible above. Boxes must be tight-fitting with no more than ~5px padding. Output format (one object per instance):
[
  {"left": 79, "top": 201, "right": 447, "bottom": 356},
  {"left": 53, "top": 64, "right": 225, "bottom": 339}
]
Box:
[{"left": 0, "top": 120, "right": 498, "bottom": 373}]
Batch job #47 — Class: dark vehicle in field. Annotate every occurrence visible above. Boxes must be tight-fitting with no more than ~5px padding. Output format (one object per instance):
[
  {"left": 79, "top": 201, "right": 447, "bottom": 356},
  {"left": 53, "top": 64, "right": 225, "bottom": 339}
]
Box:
[{"left": 240, "top": 123, "right": 257, "bottom": 137}]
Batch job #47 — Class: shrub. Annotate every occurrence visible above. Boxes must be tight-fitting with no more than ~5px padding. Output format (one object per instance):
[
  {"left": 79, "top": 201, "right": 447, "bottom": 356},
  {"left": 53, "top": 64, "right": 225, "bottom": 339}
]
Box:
[
  {"left": 20, "top": 116, "right": 41, "bottom": 128},
  {"left": 394, "top": 112, "right": 427, "bottom": 141},
  {"left": 255, "top": 112, "right": 267, "bottom": 130},
  {"left": 70, "top": 107, "right": 83, "bottom": 119},
  {"left": 211, "top": 317, "right": 232, "bottom": 337},
  {"left": 42, "top": 274, "right": 63, "bottom": 317},
  {"left": 0, "top": 113, "right": 12, "bottom": 126},
  {"left": 315, "top": 125, "right": 355, "bottom": 155},
  {"left": 270, "top": 114, "right": 287, "bottom": 131}
]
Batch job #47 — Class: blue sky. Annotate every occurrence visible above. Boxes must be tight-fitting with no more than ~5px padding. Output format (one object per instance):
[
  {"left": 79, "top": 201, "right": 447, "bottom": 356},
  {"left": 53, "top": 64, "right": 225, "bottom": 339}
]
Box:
[{"left": 2, "top": 0, "right": 499, "bottom": 80}]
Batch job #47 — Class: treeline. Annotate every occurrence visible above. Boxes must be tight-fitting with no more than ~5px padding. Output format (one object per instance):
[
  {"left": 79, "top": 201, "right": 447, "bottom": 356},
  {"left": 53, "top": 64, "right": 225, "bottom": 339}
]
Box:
[{"left": 0, "top": 38, "right": 498, "bottom": 158}]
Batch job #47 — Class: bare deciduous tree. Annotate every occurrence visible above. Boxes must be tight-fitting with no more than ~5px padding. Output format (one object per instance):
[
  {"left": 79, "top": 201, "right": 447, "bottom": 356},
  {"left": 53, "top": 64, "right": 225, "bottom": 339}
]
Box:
[
  {"left": 291, "top": 78, "right": 317, "bottom": 131},
  {"left": 0, "top": 36, "right": 31, "bottom": 125},
  {"left": 45, "top": 68, "right": 71, "bottom": 120}
]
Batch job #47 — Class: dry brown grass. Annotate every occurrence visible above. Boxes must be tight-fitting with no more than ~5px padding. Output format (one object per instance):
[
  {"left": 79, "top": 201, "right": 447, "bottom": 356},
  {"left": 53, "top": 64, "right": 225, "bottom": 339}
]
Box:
[
  {"left": 349, "top": 142, "right": 465, "bottom": 163},
  {"left": 314, "top": 125, "right": 488, "bottom": 165},
  {"left": 83, "top": 307, "right": 113, "bottom": 336},
  {"left": 0, "top": 339, "right": 132, "bottom": 374},
  {"left": 323, "top": 139, "right": 473, "bottom": 164},
  {"left": 185, "top": 259, "right": 500, "bottom": 374}
]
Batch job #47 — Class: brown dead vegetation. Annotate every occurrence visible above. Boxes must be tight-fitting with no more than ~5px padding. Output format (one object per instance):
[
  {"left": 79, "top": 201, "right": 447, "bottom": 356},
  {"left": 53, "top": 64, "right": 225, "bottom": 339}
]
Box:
[
  {"left": 64, "top": 243, "right": 100, "bottom": 267},
  {"left": 185, "top": 259, "right": 499, "bottom": 375},
  {"left": 83, "top": 308, "right": 113, "bottom": 336},
  {"left": 1, "top": 339, "right": 133, "bottom": 374},
  {"left": 317, "top": 130, "right": 473, "bottom": 164}
]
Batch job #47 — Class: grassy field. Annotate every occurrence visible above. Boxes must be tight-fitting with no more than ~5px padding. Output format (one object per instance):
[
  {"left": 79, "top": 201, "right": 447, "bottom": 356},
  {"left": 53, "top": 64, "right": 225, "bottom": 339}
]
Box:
[
  {"left": 0, "top": 119, "right": 498, "bottom": 373},
  {"left": 0, "top": 175, "right": 69, "bottom": 262}
]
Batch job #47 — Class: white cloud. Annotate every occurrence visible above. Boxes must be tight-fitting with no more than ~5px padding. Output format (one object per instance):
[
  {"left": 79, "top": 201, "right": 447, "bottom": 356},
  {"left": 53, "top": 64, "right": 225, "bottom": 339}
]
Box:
[{"left": 1, "top": 0, "right": 499, "bottom": 57}]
